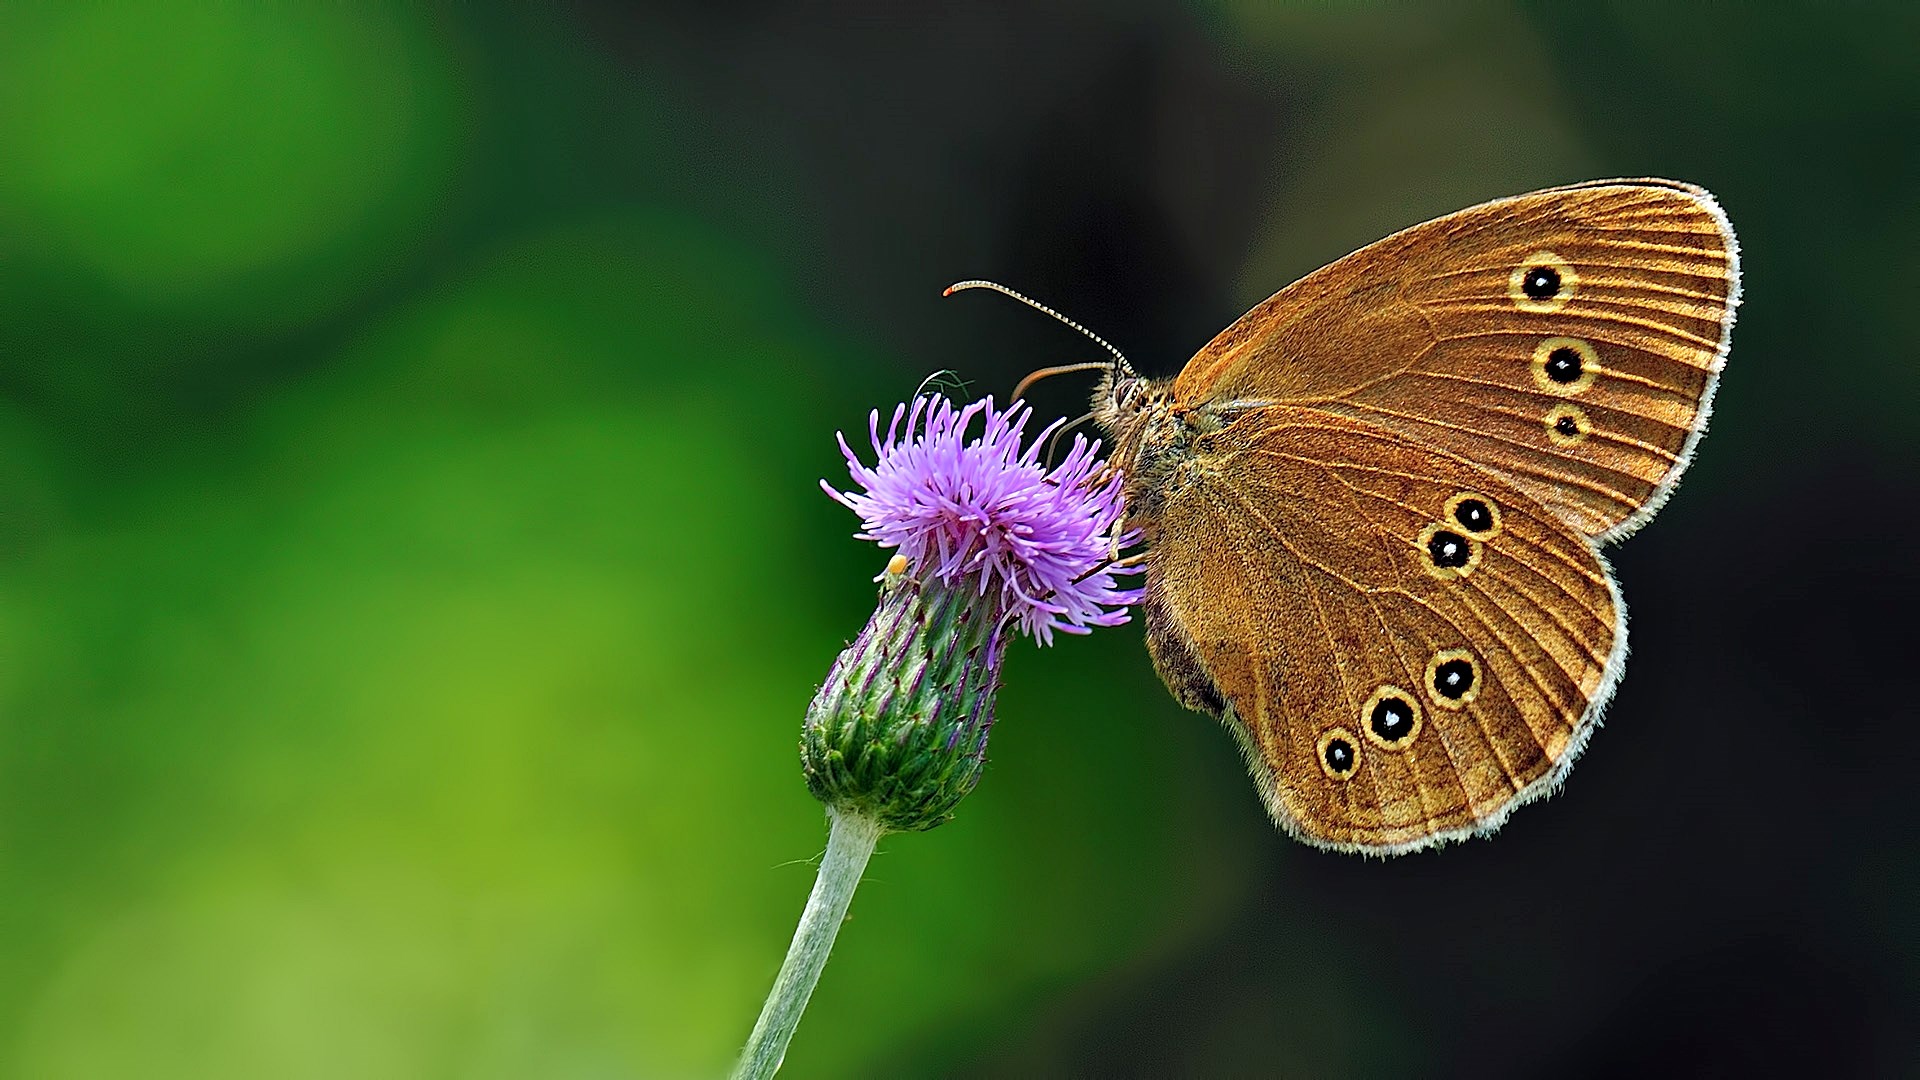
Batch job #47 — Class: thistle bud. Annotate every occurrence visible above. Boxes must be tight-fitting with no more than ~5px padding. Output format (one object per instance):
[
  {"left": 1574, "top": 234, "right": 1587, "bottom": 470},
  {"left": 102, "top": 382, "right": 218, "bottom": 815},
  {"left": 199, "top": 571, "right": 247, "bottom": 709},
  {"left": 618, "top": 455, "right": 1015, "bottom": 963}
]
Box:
[{"left": 801, "top": 567, "right": 1005, "bottom": 831}]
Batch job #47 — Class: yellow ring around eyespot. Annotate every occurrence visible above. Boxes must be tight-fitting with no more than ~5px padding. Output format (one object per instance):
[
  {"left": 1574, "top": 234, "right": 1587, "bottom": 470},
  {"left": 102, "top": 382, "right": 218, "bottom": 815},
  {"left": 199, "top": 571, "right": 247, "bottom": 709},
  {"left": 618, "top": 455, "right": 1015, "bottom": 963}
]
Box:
[
  {"left": 1317, "top": 727, "right": 1361, "bottom": 781},
  {"left": 1424, "top": 647, "right": 1480, "bottom": 711},
  {"left": 1545, "top": 403, "right": 1592, "bottom": 447},
  {"left": 1442, "top": 491, "right": 1503, "bottom": 539},
  {"left": 1531, "top": 336, "right": 1601, "bottom": 395},
  {"left": 1360, "top": 685, "right": 1423, "bottom": 750},
  {"left": 1417, "top": 521, "right": 1482, "bottom": 580},
  {"left": 1508, "top": 250, "right": 1579, "bottom": 313}
]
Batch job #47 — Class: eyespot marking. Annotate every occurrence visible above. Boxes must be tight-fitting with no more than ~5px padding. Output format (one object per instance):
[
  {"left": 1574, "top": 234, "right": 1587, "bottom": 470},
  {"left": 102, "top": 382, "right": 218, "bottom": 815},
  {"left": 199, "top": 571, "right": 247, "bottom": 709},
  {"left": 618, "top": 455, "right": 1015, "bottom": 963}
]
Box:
[
  {"left": 1427, "top": 530, "right": 1470, "bottom": 568},
  {"left": 1444, "top": 492, "right": 1501, "bottom": 538},
  {"left": 1545, "top": 403, "right": 1591, "bottom": 447},
  {"left": 1531, "top": 336, "right": 1599, "bottom": 394},
  {"left": 1418, "top": 523, "right": 1481, "bottom": 579},
  {"left": 1318, "top": 728, "right": 1360, "bottom": 780},
  {"left": 1425, "top": 648, "right": 1479, "bottom": 710},
  {"left": 1362, "top": 686, "right": 1422, "bottom": 749},
  {"left": 1508, "top": 251, "right": 1578, "bottom": 313}
]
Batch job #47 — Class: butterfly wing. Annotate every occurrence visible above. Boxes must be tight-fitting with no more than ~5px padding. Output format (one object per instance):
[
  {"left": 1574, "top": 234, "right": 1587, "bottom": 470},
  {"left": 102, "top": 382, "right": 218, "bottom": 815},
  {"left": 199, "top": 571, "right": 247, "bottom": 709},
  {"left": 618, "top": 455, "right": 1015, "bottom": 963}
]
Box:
[
  {"left": 1173, "top": 179, "right": 1739, "bottom": 541},
  {"left": 1142, "top": 406, "right": 1620, "bottom": 852}
]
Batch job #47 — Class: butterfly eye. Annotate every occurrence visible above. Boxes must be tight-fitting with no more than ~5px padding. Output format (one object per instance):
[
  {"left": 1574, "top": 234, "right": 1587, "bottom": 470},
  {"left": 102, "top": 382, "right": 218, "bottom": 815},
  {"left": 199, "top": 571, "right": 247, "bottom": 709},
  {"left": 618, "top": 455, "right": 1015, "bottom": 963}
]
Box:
[
  {"left": 1317, "top": 728, "right": 1360, "bottom": 780},
  {"left": 1545, "top": 403, "right": 1592, "bottom": 447},
  {"left": 1425, "top": 648, "right": 1480, "bottom": 710},
  {"left": 1444, "top": 493, "right": 1501, "bottom": 537},
  {"left": 1531, "top": 337, "right": 1600, "bottom": 394},
  {"left": 1508, "top": 251, "right": 1579, "bottom": 313},
  {"left": 1362, "top": 687, "right": 1422, "bottom": 748}
]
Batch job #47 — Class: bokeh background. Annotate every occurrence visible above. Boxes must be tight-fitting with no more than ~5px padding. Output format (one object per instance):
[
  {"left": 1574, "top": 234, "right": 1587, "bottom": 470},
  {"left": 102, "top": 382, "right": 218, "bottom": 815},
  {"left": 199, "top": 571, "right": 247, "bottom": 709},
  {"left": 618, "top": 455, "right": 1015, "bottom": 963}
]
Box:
[{"left": 0, "top": 4, "right": 1914, "bottom": 1077}]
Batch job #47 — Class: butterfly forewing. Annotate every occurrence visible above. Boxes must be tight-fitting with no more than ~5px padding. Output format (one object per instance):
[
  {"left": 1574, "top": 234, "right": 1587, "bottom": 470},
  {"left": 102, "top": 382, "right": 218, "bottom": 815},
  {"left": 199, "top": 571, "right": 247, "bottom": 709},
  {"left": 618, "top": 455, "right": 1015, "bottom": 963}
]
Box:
[
  {"left": 1140, "top": 408, "right": 1620, "bottom": 852},
  {"left": 1171, "top": 180, "right": 1738, "bottom": 540}
]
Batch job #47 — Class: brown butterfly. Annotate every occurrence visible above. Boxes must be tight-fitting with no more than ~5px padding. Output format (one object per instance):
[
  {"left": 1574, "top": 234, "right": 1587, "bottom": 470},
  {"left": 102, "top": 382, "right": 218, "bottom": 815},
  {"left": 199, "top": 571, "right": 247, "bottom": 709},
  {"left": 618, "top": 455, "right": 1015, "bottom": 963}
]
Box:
[{"left": 964, "top": 179, "right": 1739, "bottom": 854}]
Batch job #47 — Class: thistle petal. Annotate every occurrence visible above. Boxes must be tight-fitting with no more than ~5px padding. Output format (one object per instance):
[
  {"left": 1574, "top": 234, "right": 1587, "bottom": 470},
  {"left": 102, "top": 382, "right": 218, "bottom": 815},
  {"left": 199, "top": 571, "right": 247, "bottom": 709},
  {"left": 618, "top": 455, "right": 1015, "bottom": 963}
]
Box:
[{"left": 822, "top": 394, "right": 1142, "bottom": 642}]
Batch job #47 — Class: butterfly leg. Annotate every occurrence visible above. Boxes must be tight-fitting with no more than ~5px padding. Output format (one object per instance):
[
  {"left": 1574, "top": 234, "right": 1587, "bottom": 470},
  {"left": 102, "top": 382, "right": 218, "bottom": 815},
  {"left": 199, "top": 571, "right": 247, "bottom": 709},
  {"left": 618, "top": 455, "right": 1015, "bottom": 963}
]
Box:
[{"left": 1075, "top": 550, "right": 1147, "bottom": 586}]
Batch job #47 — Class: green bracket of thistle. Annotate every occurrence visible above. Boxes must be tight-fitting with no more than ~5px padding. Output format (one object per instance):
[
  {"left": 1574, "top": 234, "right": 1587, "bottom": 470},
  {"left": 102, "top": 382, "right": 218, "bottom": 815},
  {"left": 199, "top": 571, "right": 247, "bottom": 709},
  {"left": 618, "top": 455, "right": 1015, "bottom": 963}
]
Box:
[{"left": 800, "top": 563, "right": 1005, "bottom": 832}]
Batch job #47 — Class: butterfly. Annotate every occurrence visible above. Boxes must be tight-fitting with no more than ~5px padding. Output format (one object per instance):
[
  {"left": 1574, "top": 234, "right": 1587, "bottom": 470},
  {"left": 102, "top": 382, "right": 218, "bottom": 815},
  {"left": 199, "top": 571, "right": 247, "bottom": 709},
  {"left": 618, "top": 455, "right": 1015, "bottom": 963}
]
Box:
[{"left": 968, "top": 179, "right": 1740, "bottom": 854}]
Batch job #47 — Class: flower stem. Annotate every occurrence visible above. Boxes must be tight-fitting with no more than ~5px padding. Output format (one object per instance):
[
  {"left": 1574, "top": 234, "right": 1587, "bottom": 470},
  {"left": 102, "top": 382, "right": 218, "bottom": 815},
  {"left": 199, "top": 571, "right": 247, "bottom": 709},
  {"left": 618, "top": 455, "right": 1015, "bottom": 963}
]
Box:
[{"left": 733, "top": 808, "right": 885, "bottom": 1079}]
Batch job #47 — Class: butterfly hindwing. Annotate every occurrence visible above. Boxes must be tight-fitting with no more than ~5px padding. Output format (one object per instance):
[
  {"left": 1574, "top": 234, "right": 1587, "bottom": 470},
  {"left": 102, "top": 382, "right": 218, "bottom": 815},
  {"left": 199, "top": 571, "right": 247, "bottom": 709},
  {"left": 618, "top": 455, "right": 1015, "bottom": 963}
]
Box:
[{"left": 1140, "top": 407, "right": 1621, "bottom": 852}]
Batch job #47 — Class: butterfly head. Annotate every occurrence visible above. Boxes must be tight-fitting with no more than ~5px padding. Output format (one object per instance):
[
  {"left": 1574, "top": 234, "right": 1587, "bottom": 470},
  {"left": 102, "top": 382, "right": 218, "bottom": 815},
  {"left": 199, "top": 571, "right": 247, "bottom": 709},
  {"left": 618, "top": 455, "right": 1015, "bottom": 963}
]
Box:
[
  {"left": 1091, "top": 365, "right": 1193, "bottom": 540},
  {"left": 1091, "top": 365, "right": 1151, "bottom": 434}
]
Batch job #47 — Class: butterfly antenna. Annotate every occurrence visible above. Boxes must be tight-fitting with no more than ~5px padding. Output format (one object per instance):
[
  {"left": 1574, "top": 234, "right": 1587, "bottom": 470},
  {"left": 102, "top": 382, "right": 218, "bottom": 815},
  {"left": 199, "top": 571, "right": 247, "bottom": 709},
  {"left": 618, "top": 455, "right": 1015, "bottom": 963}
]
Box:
[{"left": 943, "top": 280, "right": 1136, "bottom": 393}]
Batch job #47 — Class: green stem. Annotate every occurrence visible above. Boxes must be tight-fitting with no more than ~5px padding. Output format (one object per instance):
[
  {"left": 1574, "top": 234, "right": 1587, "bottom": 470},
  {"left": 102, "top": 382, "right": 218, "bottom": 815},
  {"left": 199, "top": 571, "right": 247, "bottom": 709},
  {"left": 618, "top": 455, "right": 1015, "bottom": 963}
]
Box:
[{"left": 732, "top": 808, "right": 885, "bottom": 1079}]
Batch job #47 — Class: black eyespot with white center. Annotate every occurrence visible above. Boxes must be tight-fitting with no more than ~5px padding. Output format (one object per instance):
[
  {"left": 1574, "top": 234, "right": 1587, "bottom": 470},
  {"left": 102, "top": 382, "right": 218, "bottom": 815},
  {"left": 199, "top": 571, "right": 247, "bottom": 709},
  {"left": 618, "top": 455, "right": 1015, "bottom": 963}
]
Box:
[
  {"left": 1371, "top": 697, "right": 1414, "bottom": 741},
  {"left": 1532, "top": 337, "right": 1599, "bottom": 394},
  {"left": 1419, "top": 522, "right": 1482, "bottom": 579},
  {"left": 1555, "top": 415, "right": 1580, "bottom": 436},
  {"left": 1425, "top": 648, "right": 1480, "bottom": 710},
  {"left": 1510, "top": 252, "right": 1578, "bottom": 312},
  {"left": 1362, "top": 687, "right": 1423, "bottom": 749},
  {"left": 1325, "top": 738, "right": 1353, "bottom": 771},
  {"left": 1454, "top": 499, "right": 1492, "bottom": 533},
  {"left": 1434, "top": 659, "right": 1474, "bottom": 699},
  {"left": 1522, "top": 266, "right": 1561, "bottom": 300},
  {"left": 1442, "top": 492, "right": 1502, "bottom": 540},
  {"left": 1318, "top": 727, "right": 1361, "bottom": 780},
  {"left": 1545, "top": 346, "right": 1583, "bottom": 384},
  {"left": 1428, "top": 530, "right": 1470, "bottom": 568}
]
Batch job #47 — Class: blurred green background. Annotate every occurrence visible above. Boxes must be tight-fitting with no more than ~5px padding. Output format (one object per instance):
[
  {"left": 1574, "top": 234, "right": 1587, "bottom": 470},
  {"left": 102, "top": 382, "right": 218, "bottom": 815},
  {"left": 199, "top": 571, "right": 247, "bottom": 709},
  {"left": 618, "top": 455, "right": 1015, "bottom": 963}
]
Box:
[{"left": 0, "top": 4, "right": 1914, "bottom": 1077}]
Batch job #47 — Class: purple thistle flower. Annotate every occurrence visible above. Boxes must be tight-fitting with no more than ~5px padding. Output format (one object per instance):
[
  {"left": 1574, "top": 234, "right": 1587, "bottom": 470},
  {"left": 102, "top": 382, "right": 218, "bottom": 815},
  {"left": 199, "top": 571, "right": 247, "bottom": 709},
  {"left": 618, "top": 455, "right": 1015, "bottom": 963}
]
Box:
[
  {"left": 801, "top": 391, "right": 1143, "bottom": 833},
  {"left": 822, "top": 394, "right": 1143, "bottom": 644}
]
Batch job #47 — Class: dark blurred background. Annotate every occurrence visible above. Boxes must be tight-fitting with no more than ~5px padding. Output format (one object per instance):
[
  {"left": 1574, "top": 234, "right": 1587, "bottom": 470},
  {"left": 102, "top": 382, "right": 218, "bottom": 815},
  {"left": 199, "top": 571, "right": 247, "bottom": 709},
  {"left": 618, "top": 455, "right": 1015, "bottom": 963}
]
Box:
[{"left": 0, "top": 4, "right": 1914, "bottom": 1077}]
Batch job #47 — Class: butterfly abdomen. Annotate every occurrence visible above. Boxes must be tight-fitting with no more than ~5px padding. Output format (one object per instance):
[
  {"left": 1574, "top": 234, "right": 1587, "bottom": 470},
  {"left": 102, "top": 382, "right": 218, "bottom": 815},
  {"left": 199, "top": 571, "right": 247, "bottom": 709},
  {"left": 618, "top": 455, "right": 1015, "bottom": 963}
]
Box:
[{"left": 1141, "top": 590, "right": 1230, "bottom": 719}]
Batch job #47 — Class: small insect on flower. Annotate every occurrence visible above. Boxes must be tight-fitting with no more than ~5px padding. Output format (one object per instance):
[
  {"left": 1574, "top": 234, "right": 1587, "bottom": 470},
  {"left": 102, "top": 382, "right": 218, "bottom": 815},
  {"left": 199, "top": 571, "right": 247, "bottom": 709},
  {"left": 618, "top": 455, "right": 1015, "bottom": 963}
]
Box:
[{"left": 805, "top": 393, "right": 1143, "bottom": 832}]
